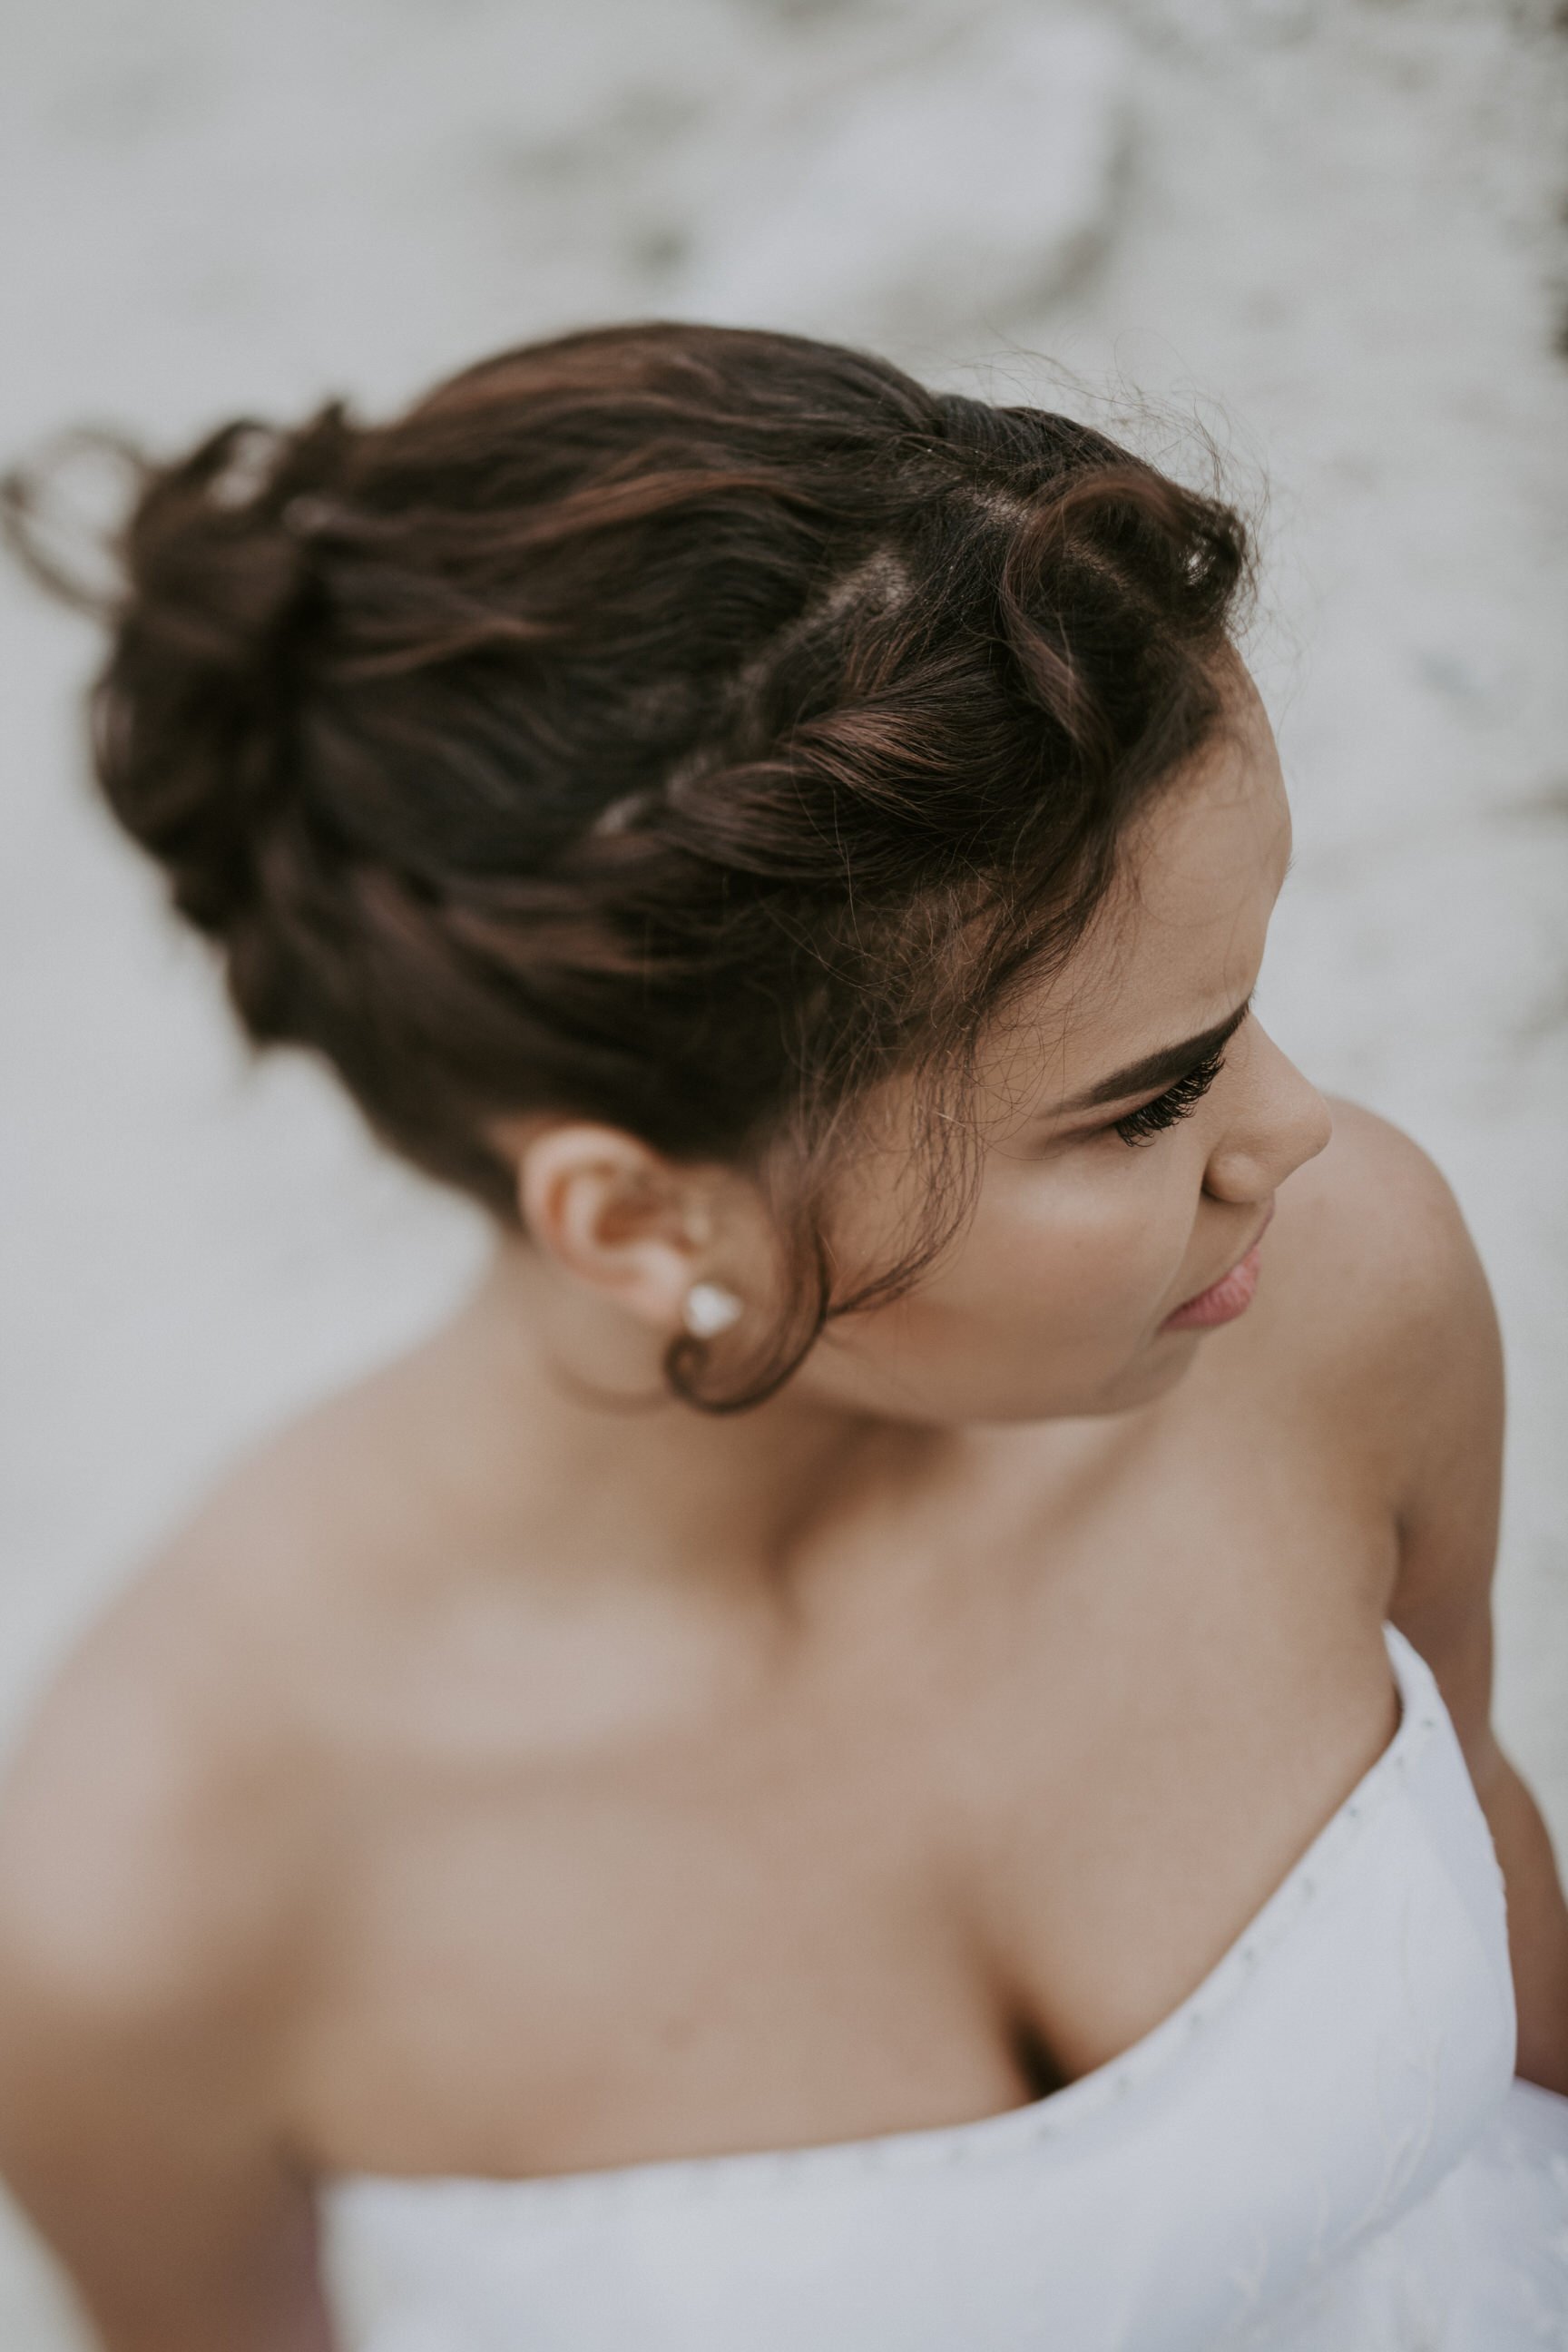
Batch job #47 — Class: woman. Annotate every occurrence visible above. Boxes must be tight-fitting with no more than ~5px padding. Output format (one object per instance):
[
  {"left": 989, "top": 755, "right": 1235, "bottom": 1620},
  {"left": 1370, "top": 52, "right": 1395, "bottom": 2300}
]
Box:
[{"left": 0, "top": 322, "right": 1563, "bottom": 2352}]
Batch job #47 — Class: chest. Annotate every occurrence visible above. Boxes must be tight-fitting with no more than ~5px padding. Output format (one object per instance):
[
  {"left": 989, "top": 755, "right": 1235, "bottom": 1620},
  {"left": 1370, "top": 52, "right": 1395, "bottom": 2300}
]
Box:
[
  {"left": 289, "top": 1418, "right": 1400, "bottom": 2178},
  {"left": 322, "top": 1651, "right": 1517, "bottom": 2352}
]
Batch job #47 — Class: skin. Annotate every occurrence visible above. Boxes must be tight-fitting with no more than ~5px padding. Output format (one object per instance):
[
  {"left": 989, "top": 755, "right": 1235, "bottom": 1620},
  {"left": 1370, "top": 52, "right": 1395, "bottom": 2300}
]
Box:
[{"left": 0, "top": 667, "right": 1563, "bottom": 2352}]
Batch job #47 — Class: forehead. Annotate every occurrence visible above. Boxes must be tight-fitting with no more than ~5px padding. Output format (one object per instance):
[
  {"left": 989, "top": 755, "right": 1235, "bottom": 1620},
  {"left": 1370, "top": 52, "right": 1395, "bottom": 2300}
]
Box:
[{"left": 984, "top": 682, "right": 1292, "bottom": 1119}]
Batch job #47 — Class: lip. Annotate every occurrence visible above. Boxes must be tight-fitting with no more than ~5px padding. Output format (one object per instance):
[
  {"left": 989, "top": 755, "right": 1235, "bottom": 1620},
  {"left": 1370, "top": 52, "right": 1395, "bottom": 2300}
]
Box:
[{"left": 1161, "top": 1201, "right": 1276, "bottom": 1333}]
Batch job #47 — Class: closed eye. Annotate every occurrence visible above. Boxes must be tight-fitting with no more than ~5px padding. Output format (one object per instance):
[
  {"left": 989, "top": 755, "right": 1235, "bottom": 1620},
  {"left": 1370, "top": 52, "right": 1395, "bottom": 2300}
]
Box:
[{"left": 1112, "top": 1044, "right": 1229, "bottom": 1146}]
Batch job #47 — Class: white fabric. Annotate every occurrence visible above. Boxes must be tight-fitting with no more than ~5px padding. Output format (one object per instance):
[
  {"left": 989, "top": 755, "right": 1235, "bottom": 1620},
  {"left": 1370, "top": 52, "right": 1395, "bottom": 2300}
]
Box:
[{"left": 322, "top": 1626, "right": 1568, "bottom": 2348}]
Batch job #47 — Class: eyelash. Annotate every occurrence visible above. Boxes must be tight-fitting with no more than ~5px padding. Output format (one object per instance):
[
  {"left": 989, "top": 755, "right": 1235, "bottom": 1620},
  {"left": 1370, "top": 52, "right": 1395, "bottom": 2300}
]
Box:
[{"left": 1112, "top": 1046, "right": 1229, "bottom": 1147}]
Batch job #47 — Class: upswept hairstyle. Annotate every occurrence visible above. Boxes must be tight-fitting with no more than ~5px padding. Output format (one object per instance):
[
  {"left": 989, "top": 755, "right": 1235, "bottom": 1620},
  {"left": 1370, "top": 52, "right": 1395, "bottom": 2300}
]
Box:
[{"left": 4, "top": 322, "right": 1252, "bottom": 1412}]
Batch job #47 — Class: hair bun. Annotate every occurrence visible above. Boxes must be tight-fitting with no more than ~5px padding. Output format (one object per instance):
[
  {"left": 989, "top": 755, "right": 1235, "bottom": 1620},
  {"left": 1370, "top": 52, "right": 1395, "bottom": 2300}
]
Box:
[
  {"left": 4, "top": 402, "right": 358, "bottom": 935},
  {"left": 121, "top": 401, "right": 354, "bottom": 668}
]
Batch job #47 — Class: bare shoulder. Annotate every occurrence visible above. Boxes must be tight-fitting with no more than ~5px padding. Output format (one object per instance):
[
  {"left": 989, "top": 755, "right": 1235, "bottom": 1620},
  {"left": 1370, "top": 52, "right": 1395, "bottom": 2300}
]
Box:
[
  {"left": 1262, "top": 1096, "right": 1499, "bottom": 1399},
  {"left": 1246, "top": 1096, "right": 1503, "bottom": 1592},
  {"left": 0, "top": 1509, "right": 314, "bottom": 2055},
  {"left": 0, "top": 1314, "right": 499, "bottom": 2063},
  {"left": 0, "top": 1394, "right": 388, "bottom": 2125},
  {"left": 0, "top": 1428, "right": 374, "bottom": 2336},
  {"left": 1273, "top": 1092, "right": 1485, "bottom": 1294}
]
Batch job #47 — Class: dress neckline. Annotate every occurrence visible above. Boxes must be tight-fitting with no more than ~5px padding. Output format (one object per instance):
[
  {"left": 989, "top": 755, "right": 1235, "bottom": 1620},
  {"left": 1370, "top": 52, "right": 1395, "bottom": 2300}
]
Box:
[{"left": 328, "top": 1623, "right": 1445, "bottom": 2211}]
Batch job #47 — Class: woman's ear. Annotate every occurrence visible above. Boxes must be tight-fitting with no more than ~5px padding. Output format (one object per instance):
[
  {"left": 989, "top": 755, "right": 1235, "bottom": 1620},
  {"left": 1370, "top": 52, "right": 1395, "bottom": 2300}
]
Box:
[{"left": 505, "top": 1118, "right": 720, "bottom": 1333}]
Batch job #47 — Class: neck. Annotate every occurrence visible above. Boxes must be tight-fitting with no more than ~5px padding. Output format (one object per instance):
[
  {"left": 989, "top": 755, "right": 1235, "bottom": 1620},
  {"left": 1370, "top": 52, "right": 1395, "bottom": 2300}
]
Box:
[{"left": 421, "top": 1236, "right": 956, "bottom": 1601}]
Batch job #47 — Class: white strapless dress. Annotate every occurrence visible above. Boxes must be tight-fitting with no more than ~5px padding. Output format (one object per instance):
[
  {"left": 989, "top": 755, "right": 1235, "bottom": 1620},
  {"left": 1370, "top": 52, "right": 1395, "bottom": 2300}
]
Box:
[{"left": 323, "top": 1626, "right": 1568, "bottom": 2349}]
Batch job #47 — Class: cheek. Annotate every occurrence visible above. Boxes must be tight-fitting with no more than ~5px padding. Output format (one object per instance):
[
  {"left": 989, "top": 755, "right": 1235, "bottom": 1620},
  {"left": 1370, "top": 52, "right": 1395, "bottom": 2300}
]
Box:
[
  {"left": 813, "top": 1131, "right": 1207, "bottom": 1419},
  {"left": 900, "top": 1150, "right": 1194, "bottom": 1377},
  {"left": 969, "top": 1154, "right": 1187, "bottom": 1335}
]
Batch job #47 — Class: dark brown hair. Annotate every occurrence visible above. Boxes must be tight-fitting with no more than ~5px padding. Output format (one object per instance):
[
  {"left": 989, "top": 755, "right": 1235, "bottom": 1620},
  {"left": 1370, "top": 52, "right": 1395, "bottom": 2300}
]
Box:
[{"left": 3, "top": 322, "right": 1252, "bottom": 1412}]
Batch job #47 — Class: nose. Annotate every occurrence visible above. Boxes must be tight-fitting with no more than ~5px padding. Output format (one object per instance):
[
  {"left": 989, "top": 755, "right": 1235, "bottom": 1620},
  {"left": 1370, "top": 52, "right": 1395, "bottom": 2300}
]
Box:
[{"left": 1202, "top": 1022, "right": 1333, "bottom": 1205}]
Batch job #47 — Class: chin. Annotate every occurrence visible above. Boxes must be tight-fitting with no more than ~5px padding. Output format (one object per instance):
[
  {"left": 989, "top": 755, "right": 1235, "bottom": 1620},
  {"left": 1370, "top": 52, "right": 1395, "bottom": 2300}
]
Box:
[
  {"left": 959, "top": 1336, "right": 1197, "bottom": 1427},
  {"left": 1082, "top": 1333, "right": 1200, "bottom": 1416}
]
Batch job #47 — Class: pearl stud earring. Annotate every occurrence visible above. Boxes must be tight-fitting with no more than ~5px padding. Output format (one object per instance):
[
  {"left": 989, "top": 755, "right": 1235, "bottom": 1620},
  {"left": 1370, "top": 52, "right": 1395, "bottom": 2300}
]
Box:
[{"left": 681, "top": 1280, "right": 743, "bottom": 1339}]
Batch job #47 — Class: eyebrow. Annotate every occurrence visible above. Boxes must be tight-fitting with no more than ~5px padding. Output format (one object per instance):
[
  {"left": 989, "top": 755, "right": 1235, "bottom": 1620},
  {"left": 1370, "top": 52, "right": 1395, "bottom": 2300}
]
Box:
[{"left": 1051, "top": 994, "right": 1255, "bottom": 1117}]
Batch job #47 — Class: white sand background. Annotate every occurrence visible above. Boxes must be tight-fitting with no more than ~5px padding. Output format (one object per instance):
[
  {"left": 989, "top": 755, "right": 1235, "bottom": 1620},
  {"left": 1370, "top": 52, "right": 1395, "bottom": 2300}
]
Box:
[{"left": 2, "top": 0, "right": 1564, "bottom": 2337}]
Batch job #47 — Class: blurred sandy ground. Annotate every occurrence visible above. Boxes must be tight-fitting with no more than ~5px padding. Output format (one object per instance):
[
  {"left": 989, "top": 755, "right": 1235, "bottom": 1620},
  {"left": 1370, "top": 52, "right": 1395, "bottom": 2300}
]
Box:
[{"left": 2, "top": 0, "right": 1564, "bottom": 2337}]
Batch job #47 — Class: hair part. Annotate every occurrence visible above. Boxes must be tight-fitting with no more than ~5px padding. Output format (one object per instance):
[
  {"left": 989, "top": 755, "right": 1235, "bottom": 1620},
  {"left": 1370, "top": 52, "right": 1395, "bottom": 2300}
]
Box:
[{"left": 2, "top": 321, "right": 1255, "bottom": 1413}]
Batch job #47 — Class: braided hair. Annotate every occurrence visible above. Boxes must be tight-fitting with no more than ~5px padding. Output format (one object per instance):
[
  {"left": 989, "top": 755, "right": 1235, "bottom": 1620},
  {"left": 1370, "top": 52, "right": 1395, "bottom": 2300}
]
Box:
[{"left": 3, "top": 322, "right": 1252, "bottom": 1412}]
